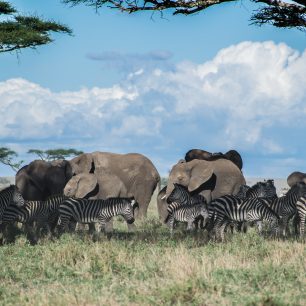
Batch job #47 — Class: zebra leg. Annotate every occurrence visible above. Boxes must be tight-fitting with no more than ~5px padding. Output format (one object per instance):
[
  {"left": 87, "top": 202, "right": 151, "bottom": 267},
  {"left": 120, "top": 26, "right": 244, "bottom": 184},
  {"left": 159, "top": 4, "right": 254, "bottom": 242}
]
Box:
[
  {"left": 24, "top": 223, "right": 38, "bottom": 245},
  {"left": 292, "top": 214, "right": 299, "bottom": 237},
  {"left": 57, "top": 216, "right": 70, "bottom": 236},
  {"left": 219, "top": 221, "right": 229, "bottom": 242},
  {"left": 211, "top": 219, "right": 225, "bottom": 242},
  {"left": 280, "top": 217, "right": 289, "bottom": 238},
  {"left": 186, "top": 220, "right": 194, "bottom": 231},
  {"left": 166, "top": 216, "right": 175, "bottom": 236},
  {"left": 298, "top": 214, "right": 305, "bottom": 239},
  {"left": 256, "top": 221, "right": 263, "bottom": 234}
]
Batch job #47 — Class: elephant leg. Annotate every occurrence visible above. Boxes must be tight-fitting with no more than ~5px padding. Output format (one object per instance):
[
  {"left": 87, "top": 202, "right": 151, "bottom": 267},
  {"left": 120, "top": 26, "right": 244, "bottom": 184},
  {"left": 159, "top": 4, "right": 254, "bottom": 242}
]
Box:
[{"left": 157, "top": 198, "right": 168, "bottom": 222}]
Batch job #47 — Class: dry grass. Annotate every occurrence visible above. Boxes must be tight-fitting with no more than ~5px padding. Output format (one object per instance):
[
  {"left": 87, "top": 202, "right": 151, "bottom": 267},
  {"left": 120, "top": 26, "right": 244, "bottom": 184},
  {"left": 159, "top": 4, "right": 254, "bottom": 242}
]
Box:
[{"left": 0, "top": 197, "right": 305, "bottom": 305}]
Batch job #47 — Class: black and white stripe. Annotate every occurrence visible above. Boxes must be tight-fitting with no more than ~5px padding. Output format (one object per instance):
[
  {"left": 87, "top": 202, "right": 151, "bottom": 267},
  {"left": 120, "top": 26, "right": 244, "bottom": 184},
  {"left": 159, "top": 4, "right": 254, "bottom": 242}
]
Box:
[
  {"left": 1, "top": 194, "right": 67, "bottom": 233},
  {"left": 165, "top": 203, "right": 209, "bottom": 234},
  {"left": 236, "top": 180, "right": 277, "bottom": 200},
  {"left": 57, "top": 197, "right": 138, "bottom": 234},
  {"left": 0, "top": 185, "right": 24, "bottom": 220},
  {"left": 165, "top": 183, "right": 207, "bottom": 229},
  {"left": 294, "top": 196, "right": 306, "bottom": 238},
  {"left": 233, "top": 180, "right": 277, "bottom": 232},
  {"left": 267, "top": 182, "right": 306, "bottom": 236},
  {"left": 210, "top": 195, "right": 279, "bottom": 241},
  {"left": 166, "top": 184, "right": 206, "bottom": 215}
]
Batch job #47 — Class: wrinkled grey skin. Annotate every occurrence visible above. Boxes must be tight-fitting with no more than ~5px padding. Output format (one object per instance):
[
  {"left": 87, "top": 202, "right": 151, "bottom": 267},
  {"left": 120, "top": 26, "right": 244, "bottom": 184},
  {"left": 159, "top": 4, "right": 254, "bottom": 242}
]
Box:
[
  {"left": 157, "top": 186, "right": 168, "bottom": 222},
  {"left": 64, "top": 152, "right": 160, "bottom": 221},
  {"left": 15, "top": 160, "right": 72, "bottom": 201},
  {"left": 165, "top": 159, "right": 245, "bottom": 204},
  {"left": 287, "top": 171, "right": 306, "bottom": 187}
]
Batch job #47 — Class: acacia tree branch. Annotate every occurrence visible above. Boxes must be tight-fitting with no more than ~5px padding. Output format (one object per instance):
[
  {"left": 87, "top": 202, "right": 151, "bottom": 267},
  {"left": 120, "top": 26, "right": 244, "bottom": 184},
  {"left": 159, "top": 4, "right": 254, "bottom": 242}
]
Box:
[
  {"left": 63, "top": 0, "right": 306, "bottom": 29},
  {"left": 0, "top": 1, "right": 72, "bottom": 53}
]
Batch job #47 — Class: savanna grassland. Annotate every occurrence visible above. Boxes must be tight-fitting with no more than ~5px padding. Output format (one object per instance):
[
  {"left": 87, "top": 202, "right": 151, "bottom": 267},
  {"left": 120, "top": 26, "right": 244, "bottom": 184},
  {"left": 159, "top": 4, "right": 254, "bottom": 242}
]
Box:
[{"left": 0, "top": 197, "right": 305, "bottom": 306}]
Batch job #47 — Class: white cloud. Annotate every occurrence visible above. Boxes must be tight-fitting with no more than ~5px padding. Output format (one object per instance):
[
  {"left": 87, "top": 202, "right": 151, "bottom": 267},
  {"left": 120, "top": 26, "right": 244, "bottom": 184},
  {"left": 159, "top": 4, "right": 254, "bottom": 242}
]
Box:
[{"left": 1, "top": 41, "right": 306, "bottom": 176}]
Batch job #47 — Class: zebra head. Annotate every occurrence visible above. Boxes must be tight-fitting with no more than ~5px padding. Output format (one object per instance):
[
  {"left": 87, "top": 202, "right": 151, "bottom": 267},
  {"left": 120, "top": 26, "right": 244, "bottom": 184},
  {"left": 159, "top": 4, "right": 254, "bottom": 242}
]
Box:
[
  {"left": 260, "top": 201, "right": 280, "bottom": 236},
  {"left": 121, "top": 197, "right": 138, "bottom": 224},
  {"left": 290, "top": 182, "right": 306, "bottom": 198},
  {"left": 248, "top": 180, "right": 277, "bottom": 199},
  {"left": 11, "top": 185, "right": 25, "bottom": 207},
  {"left": 236, "top": 184, "right": 251, "bottom": 199},
  {"left": 167, "top": 183, "right": 190, "bottom": 205}
]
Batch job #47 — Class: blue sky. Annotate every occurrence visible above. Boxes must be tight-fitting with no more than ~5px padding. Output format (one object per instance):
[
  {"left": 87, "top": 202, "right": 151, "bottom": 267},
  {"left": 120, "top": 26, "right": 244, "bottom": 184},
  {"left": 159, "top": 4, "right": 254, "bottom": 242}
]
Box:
[{"left": 0, "top": 0, "right": 305, "bottom": 178}]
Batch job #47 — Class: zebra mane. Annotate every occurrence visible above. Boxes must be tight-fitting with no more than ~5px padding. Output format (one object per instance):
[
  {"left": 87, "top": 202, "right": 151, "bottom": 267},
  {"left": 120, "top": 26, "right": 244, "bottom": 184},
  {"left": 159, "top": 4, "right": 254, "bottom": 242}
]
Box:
[
  {"left": 0, "top": 184, "right": 17, "bottom": 193},
  {"left": 250, "top": 181, "right": 265, "bottom": 190},
  {"left": 45, "top": 194, "right": 66, "bottom": 200}
]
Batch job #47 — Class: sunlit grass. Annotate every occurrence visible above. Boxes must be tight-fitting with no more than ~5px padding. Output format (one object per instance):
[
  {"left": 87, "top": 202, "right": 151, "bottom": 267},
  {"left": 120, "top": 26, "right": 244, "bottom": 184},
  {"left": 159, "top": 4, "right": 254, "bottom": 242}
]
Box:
[{"left": 0, "top": 195, "right": 305, "bottom": 305}]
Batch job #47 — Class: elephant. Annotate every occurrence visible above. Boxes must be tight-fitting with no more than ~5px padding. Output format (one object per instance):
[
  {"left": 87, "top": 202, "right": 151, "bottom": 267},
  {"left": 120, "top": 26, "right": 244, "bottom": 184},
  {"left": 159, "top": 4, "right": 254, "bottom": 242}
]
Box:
[
  {"left": 165, "top": 158, "right": 245, "bottom": 205},
  {"left": 64, "top": 152, "right": 160, "bottom": 220},
  {"left": 287, "top": 171, "right": 306, "bottom": 187},
  {"left": 15, "top": 159, "right": 73, "bottom": 201},
  {"left": 184, "top": 149, "right": 243, "bottom": 170},
  {"left": 157, "top": 186, "right": 168, "bottom": 223}
]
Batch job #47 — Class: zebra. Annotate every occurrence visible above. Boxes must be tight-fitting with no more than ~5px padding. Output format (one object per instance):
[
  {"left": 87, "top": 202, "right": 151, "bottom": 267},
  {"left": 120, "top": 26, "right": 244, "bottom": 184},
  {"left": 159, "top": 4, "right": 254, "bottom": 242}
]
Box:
[
  {"left": 0, "top": 194, "right": 68, "bottom": 242},
  {"left": 210, "top": 195, "right": 280, "bottom": 241},
  {"left": 266, "top": 182, "right": 306, "bottom": 237},
  {"left": 245, "top": 180, "right": 277, "bottom": 200},
  {"left": 165, "top": 203, "right": 209, "bottom": 235},
  {"left": 57, "top": 197, "right": 138, "bottom": 235},
  {"left": 165, "top": 183, "right": 208, "bottom": 229},
  {"left": 234, "top": 180, "right": 277, "bottom": 232},
  {"left": 294, "top": 196, "right": 306, "bottom": 238},
  {"left": 0, "top": 185, "right": 24, "bottom": 220}
]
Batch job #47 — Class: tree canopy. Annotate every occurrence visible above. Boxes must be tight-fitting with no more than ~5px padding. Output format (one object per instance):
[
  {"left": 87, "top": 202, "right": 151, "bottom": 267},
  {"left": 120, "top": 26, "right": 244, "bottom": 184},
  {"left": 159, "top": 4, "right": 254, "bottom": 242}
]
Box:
[
  {"left": 0, "top": 147, "right": 24, "bottom": 172},
  {"left": 0, "top": 1, "right": 72, "bottom": 53},
  {"left": 28, "top": 148, "right": 84, "bottom": 161},
  {"left": 63, "top": 0, "right": 306, "bottom": 30}
]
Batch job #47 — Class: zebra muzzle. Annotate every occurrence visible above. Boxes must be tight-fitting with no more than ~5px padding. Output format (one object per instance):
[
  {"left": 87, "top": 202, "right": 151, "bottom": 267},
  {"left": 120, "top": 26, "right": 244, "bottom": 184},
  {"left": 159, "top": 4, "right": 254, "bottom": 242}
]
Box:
[{"left": 127, "top": 218, "right": 135, "bottom": 224}]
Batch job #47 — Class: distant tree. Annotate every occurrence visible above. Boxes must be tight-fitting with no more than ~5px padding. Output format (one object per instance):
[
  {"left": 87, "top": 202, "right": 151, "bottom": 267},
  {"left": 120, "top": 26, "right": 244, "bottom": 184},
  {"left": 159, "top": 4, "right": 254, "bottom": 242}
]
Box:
[
  {"left": 63, "top": 0, "right": 306, "bottom": 30},
  {"left": 28, "top": 148, "right": 84, "bottom": 161},
  {"left": 0, "top": 1, "right": 72, "bottom": 53},
  {"left": 0, "top": 147, "right": 24, "bottom": 172}
]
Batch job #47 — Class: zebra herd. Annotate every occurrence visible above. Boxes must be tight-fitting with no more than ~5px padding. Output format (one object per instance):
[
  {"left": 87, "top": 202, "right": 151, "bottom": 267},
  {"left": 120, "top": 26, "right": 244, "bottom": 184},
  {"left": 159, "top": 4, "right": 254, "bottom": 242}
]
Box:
[
  {"left": 0, "top": 179, "right": 305, "bottom": 244},
  {"left": 164, "top": 180, "right": 306, "bottom": 241},
  {"left": 0, "top": 185, "right": 138, "bottom": 244}
]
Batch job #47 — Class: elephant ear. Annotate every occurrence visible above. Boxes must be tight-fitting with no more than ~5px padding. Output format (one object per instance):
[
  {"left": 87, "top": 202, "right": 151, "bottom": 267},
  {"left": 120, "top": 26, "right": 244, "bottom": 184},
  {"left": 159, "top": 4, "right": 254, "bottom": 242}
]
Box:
[
  {"left": 188, "top": 166, "right": 214, "bottom": 193},
  {"left": 65, "top": 173, "right": 98, "bottom": 198},
  {"left": 70, "top": 153, "right": 94, "bottom": 175}
]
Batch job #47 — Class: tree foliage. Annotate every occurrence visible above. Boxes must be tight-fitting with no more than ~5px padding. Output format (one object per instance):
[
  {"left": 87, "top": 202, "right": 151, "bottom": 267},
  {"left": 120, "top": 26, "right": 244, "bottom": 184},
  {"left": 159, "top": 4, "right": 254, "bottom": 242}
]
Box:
[
  {"left": 63, "top": 0, "right": 306, "bottom": 30},
  {"left": 0, "top": 147, "right": 24, "bottom": 172},
  {"left": 0, "top": 1, "right": 72, "bottom": 53},
  {"left": 28, "top": 148, "right": 84, "bottom": 161}
]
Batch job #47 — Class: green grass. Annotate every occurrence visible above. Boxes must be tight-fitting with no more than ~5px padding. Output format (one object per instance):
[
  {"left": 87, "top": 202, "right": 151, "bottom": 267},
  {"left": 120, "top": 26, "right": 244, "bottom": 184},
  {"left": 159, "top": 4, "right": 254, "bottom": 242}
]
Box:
[{"left": 0, "top": 201, "right": 305, "bottom": 305}]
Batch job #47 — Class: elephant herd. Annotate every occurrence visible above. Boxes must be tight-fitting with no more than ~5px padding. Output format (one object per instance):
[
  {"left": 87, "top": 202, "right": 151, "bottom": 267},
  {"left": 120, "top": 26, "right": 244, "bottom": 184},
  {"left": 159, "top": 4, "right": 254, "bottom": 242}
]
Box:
[{"left": 11, "top": 148, "right": 306, "bottom": 235}]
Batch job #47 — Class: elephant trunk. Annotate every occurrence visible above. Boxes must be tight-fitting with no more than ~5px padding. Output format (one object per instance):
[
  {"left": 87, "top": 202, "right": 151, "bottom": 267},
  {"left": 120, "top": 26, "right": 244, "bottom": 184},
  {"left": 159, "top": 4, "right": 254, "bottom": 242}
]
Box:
[{"left": 165, "top": 182, "right": 175, "bottom": 200}]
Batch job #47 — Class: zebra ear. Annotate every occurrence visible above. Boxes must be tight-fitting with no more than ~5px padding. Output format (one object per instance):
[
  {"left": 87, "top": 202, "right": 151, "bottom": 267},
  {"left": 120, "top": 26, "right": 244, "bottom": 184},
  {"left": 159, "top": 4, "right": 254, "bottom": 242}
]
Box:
[{"left": 131, "top": 199, "right": 139, "bottom": 210}]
